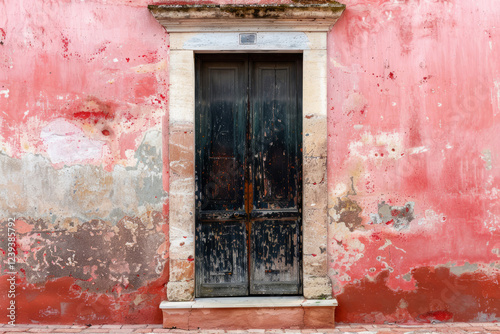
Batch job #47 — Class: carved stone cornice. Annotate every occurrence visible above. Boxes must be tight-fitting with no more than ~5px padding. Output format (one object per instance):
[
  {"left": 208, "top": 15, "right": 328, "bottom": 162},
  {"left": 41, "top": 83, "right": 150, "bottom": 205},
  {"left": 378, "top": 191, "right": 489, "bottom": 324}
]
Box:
[{"left": 148, "top": 2, "right": 346, "bottom": 32}]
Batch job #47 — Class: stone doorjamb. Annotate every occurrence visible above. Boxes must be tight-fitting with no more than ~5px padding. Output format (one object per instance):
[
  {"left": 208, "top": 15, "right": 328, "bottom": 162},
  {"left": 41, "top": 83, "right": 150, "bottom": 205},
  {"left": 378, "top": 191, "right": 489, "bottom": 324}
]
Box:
[{"left": 149, "top": 3, "right": 345, "bottom": 302}]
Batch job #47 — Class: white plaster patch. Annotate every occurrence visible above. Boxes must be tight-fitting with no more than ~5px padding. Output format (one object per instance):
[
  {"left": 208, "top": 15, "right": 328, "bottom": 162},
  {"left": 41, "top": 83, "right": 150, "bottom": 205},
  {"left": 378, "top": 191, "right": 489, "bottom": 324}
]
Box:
[
  {"left": 484, "top": 210, "right": 498, "bottom": 232},
  {"left": 0, "top": 134, "right": 12, "bottom": 156},
  {"left": 378, "top": 239, "right": 392, "bottom": 250},
  {"left": 328, "top": 217, "right": 366, "bottom": 275},
  {"left": 40, "top": 118, "right": 105, "bottom": 165},
  {"left": 485, "top": 175, "right": 499, "bottom": 200},
  {"left": 481, "top": 149, "right": 493, "bottom": 170},
  {"left": 348, "top": 132, "right": 404, "bottom": 161},
  {"left": 414, "top": 209, "right": 447, "bottom": 230},
  {"left": 0, "top": 89, "right": 9, "bottom": 98},
  {"left": 409, "top": 146, "right": 429, "bottom": 154},
  {"left": 184, "top": 32, "right": 310, "bottom": 50},
  {"left": 332, "top": 182, "right": 348, "bottom": 197},
  {"left": 493, "top": 80, "right": 500, "bottom": 117},
  {"left": 379, "top": 239, "right": 407, "bottom": 253},
  {"left": 486, "top": 187, "right": 499, "bottom": 200}
]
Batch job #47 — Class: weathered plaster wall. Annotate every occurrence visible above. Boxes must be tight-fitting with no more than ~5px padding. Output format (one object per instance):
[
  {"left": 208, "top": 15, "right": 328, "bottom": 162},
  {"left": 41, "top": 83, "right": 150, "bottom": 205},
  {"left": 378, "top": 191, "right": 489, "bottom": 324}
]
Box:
[
  {"left": 0, "top": 0, "right": 498, "bottom": 325},
  {"left": 0, "top": 0, "right": 170, "bottom": 324},
  {"left": 328, "top": 0, "right": 500, "bottom": 323}
]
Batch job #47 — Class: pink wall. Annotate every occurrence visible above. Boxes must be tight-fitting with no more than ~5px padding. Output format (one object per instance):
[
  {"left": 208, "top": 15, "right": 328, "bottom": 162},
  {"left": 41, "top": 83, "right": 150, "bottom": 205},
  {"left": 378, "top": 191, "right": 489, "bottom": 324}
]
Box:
[
  {"left": 0, "top": 0, "right": 171, "bottom": 324},
  {"left": 0, "top": 0, "right": 498, "bottom": 325},
  {"left": 328, "top": 0, "right": 500, "bottom": 322}
]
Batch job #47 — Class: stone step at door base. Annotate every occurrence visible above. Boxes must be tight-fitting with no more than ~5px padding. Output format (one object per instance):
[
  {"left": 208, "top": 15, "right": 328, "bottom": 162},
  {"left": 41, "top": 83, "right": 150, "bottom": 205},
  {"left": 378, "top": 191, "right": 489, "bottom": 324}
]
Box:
[{"left": 160, "top": 296, "right": 338, "bottom": 330}]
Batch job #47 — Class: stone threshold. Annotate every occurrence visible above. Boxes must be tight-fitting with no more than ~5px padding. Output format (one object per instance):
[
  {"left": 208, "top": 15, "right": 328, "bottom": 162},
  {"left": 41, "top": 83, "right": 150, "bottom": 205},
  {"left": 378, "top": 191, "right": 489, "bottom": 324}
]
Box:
[
  {"left": 160, "top": 296, "right": 338, "bottom": 309},
  {"left": 160, "top": 296, "right": 338, "bottom": 329}
]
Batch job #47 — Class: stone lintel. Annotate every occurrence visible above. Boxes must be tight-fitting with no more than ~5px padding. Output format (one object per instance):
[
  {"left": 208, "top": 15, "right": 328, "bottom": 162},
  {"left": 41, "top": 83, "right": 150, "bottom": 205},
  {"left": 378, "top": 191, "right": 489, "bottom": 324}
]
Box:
[{"left": 149, "top": 3, "right": 345, "bottom": 32}]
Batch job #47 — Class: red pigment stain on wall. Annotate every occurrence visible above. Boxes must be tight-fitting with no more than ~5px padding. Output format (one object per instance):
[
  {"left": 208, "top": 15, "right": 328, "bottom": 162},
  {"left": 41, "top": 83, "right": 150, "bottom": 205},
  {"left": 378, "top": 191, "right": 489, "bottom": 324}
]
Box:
[
  {"left": 0, "top": 275, "right": 167, "bottom": 324},
  {"left": 336, "top": 268, "right": 500, "bottom": 323},
  {"left": 71, "top": 98, "right": 116, "bottom": 123}
]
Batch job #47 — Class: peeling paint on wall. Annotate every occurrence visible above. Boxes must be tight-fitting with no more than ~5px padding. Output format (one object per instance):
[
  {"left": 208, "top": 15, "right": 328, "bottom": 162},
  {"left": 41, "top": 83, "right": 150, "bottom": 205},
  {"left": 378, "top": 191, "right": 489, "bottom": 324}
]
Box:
[
  {"left": 369, "top": 201, "right": 415, "bottom": 230},
  {"left": 0, "top": 0, "right": 170, "bottom": 324},
  {"left": 0, "top": 130, "right": 165, "bottom": 222},
  {"left": 327, "top": 0, "right": 500, "bottom": 323},
  {"left": 334, "top": 197, "right": 363, "bottom": 232},
  {"left": 336, "top": 267, "right": 500, "bottom": 323},
  {"left": 11, "top": 214, "right": 166, "bottom": 291},
  {"left": 41, "top": 118, "right": 106, "bottom": 165}
]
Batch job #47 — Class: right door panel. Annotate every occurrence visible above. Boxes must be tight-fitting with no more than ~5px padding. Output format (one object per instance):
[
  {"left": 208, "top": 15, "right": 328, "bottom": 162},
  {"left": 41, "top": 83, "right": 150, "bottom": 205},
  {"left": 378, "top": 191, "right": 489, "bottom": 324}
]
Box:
[{"left": 249, "top": 56, "right": 303, "bottom": 295}]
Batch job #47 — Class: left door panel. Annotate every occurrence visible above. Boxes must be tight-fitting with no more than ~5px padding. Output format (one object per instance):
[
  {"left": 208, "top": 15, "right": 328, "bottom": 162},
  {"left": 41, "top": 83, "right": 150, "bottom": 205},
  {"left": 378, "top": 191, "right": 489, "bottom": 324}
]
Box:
[{"left": 195, "top": 55, "right": 249, "bottom": 297}]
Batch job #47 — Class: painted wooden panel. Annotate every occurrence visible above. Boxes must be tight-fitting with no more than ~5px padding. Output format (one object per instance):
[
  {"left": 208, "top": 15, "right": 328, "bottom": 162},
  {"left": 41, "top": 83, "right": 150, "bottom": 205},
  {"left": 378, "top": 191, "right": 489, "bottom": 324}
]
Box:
[
  {"left": 249, "top": 57, "right": 302, "bottom": 294},
  {"left": 250, "top": 219, "right": 301, "bottom": 294},
  {"left": 195, "top": 54, "right": 302, "bottom": 297},
  {"left": 195, "top": 56, "right": 248, "bottom": 297},
  {"left": 196, "top": 221, "right": 248, "bottom": 297},
  {"left": 196, "top": 57, "right": 247, "bottom": 212}
]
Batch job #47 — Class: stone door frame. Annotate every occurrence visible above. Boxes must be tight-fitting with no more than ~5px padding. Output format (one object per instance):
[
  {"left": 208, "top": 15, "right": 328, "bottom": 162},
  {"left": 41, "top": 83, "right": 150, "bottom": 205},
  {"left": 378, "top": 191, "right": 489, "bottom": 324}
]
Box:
[{"left": 148, "top": 3, "right": 345, "bottom": 301}]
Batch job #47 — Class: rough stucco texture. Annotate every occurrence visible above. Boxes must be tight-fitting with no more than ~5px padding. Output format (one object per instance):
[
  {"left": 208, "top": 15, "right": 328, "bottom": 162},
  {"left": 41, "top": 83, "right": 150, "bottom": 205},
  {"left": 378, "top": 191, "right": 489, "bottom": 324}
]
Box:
[
  {"left": 0, "top": 0, "right": 170, "bottom": 324},
  {"left": 0, "top": 0, "right": 499, "bottom": 325},
  {"left": 327, "top": 0, "right": 500, "bottom": 323}
]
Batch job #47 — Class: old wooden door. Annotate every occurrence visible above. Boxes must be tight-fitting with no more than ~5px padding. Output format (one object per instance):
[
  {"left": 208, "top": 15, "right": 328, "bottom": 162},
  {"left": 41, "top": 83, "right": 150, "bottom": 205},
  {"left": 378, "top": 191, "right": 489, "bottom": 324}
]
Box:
[{"left": 195, "top": 54, "right": 302, "bottom": 297}]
